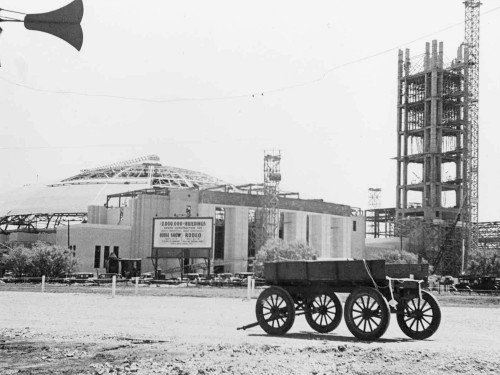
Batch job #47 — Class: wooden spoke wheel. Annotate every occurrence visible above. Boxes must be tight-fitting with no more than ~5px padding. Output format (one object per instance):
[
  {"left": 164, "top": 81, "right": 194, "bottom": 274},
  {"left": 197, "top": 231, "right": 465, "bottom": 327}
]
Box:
[
  {"left": 256, "top": 286, "right": 295, "bottom": 335},
  {"left": 397, "top": 290, "right": 441, "bottom": 340},
  {"left": 305, "top": 291, "right": 343, "bottom": 333},
  {"left": 344, "top": 287, "right": 390, "bottom": 341}
]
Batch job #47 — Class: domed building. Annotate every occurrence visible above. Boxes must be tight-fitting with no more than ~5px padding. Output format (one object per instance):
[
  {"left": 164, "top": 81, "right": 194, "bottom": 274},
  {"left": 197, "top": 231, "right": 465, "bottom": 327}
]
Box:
[
  {"left": 0, "top": 155, "right": 228, "bottom": 235},
  {"left": 1, "top": 155, "right": 366, "bottom": 276}
]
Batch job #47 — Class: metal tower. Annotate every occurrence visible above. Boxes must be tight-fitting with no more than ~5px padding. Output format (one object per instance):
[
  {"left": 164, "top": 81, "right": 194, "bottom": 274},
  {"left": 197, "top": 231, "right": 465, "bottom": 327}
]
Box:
[
  {"left": 262, "top": 150, "right": 281, "bottom": 241},
  {"left": 368, "top": 188, "right": 382, "bottom": 210},
  {"left": 463, "top": 0, "right": 481, "bottom": 260}
]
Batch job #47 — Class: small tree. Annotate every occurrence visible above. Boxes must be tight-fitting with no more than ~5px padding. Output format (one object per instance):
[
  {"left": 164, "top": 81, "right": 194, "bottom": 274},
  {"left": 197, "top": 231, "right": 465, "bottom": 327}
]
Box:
[
  {"left": 254, "top": 239, "right": 318, "bottom": 276},
  {"left": 3, "top": 242, "right": 77, "bottom": 277},
  {"left": 30, "top": 242, "right": 77, "bottom": 277},
  {"left": 466, "top": 250, "right": 500, "bottom": 276},
  {"left": 3, "top": 245, "right": 33, "bottom": 277}
]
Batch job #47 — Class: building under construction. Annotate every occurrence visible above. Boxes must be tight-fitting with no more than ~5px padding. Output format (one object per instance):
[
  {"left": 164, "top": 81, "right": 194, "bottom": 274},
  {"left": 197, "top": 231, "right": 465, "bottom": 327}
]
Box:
[
  {"left": 394, "top": 40, "right": 468, "bottom": 274},
  {"left": 365, "top": 1, "right": 500, "bottom": 276}
]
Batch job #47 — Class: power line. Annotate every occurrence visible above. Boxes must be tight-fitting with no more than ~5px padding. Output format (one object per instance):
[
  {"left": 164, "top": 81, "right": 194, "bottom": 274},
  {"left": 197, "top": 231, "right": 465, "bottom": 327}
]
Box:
[{"left": 0, "top": 5, "right": 499, "bottom": 104}]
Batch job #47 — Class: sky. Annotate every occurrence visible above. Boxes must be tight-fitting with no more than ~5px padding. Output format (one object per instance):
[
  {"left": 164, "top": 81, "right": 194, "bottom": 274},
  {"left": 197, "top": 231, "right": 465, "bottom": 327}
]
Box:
[{"left": 0, "top": 0, "right": 499, "bottom": 221}]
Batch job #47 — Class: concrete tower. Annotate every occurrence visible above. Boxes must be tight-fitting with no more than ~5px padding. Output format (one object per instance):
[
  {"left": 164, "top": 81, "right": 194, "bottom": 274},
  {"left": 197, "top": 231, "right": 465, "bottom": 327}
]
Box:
[{"left": 396, "top": 40, "right": 466, "bottom": 223}]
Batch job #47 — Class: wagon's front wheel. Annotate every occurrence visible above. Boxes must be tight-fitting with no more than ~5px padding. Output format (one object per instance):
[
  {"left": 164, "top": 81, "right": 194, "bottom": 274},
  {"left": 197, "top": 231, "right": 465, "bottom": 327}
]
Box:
[
  {"left": 344, "top": 287, "right": 390, "bottom": 341},
  {"left": 397, "top": 290, "right": 441, "bottom": 340},
  {"left": 256, "top": 286, "right": 295, "bottom": 335},
  {"left": 305, "top": 290, "right": 343, "bottom": 333}
]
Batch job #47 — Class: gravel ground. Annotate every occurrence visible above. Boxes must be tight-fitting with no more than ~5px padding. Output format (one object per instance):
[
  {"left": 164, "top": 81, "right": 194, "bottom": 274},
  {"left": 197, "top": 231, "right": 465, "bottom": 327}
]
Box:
[{"left": 1, "top": 285, "right": 499, "bottom": 374}]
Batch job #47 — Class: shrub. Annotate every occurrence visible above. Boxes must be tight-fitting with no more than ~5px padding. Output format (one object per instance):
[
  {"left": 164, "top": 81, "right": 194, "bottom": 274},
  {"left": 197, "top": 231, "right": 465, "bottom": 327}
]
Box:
[
  {"left": 3, "top": 242, "right": 77, "bottom": 277},
  {"left": 254, "top": 239, "right": 318, "bottom": 276}
]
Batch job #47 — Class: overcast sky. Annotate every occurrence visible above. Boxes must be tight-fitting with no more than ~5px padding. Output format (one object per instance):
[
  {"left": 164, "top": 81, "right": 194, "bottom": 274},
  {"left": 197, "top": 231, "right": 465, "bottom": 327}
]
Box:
[{"left": 1, "top": 0, "right": 499, "bottom": 221}]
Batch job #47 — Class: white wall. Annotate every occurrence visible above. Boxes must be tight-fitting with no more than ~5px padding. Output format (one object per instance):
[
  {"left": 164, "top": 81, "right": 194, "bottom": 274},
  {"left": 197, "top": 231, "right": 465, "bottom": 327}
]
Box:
[{"left": 56, "top": 224, "right": 131, "bottom": 273}]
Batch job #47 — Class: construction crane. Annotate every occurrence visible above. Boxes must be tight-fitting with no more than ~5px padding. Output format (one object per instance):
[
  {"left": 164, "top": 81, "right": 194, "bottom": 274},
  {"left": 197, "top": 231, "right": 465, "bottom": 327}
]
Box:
[{"left": 463, "top": 0, "right": 481, "bottom": 263}]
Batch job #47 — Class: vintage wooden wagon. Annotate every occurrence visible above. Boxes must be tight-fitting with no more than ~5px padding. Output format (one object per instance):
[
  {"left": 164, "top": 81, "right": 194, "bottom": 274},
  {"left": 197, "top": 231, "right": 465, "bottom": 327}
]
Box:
[{"left": 240, "top": 259, "right": 441, "bottom": 341}]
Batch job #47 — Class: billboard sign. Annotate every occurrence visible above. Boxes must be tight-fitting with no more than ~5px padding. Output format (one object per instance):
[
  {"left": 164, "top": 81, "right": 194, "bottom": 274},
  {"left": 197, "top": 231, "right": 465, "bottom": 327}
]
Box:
[{"left": 152, "top": 217, "right": 213, "bottom": 249}]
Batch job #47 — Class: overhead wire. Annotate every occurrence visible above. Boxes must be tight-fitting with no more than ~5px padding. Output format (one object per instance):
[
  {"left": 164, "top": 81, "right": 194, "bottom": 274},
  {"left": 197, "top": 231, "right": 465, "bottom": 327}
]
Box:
[{"left": 0, "top": 5, "right": 499, "bottom": 104}]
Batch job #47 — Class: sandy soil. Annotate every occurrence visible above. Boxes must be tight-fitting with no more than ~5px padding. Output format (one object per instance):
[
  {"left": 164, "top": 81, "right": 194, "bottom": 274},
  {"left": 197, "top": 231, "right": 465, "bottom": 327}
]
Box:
[{"left": 0, "top": 285, "right": 499, "bottom": 374}]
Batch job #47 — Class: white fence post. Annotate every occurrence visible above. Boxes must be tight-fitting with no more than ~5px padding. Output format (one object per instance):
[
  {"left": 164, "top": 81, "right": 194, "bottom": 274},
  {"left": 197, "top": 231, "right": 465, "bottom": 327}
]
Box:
[
  {"left": 41, "top": 275, "right": 46, "bottom": 293},
  {"left": 135, "top": 277, "right": 139, "bottom": 295},
  {"left": 112, "top": 275, "right": 116, "bottom": 298},
  {"left": 251, "top": 278, "right": 255, "bottom": 298},
  {"left": 247, "top": 276, "right": 251, "bottom": 300}
]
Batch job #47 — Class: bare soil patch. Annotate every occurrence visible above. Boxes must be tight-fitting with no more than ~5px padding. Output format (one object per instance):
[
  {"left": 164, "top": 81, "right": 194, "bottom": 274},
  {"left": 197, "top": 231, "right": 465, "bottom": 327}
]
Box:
[{"left": 1, "top": 285, "right": 499, "bottom": 374}]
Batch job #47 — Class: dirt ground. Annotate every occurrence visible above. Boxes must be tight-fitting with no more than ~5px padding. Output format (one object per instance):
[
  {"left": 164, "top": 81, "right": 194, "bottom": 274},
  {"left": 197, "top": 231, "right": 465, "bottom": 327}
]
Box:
[{"left": 0, "top": 284, "right": 499, "bottom": 375}]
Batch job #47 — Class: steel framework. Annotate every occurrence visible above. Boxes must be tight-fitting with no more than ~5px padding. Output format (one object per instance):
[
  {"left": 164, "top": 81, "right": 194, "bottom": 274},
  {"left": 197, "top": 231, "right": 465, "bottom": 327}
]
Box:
[
  {"left": 463, "top": 0, "right": 481, "bottom": 261},
  {"left": 365, "top": 208, "right": 395, "bottom": 239},
  {"left": 0, "top": 213, "right": 87, "bottom": 234},
  {"left": 262, "top": 150, "right": 281, "bottom": 242},
  {"left": 478, "top": 222, "right": 500, "bottom": 251}
]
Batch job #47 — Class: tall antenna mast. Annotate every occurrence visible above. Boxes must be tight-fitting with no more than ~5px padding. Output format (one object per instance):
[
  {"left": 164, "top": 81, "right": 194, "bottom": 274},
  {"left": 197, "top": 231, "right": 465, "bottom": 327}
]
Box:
[{"left": 463, "top": 0, "right": 481, "bottom": 259}]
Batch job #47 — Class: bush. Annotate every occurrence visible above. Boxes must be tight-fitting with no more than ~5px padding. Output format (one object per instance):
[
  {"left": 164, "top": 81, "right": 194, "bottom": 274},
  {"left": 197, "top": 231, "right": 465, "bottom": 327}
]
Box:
[
  {"left": 2, "top": 246, "right": 33, "bottom": 277},
  {"left": 3, "top": 242, "right": 77, "bottom": 277},
  {"left": 254, "top": 239, "right": 318, "bottom": 276},
  {"left": 466, "top": 250, "right": 500, "bottom": 276},
  {"left": 370, "top": 248, "right": 425, "bottom": 265}
]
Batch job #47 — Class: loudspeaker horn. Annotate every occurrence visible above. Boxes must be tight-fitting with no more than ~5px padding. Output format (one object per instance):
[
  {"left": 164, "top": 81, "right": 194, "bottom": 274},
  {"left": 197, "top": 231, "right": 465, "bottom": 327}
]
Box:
[{"left": 24, "top": 0, "right": 83, "bottom": 51}]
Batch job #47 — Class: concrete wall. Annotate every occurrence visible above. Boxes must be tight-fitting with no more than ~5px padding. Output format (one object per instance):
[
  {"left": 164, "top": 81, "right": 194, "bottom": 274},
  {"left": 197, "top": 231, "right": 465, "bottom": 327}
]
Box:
[
  {"left": 223, "top": 206, "right": 249, "bottom": 273},
  {"left": 5, "top": 232, "right": 57, "bottom": 245},
  {"left": 130, "top": 194, "right": 170, "bottom": 261},
  {"left": 283, "top": 211, "right": 308, "bottom": 243},
  {"left": 350, "top": 216, "right": 366, "bottom": 259},
  {"left": 199, "top": 191, "right": 351, "bottom": 216},
  {"left": 88, "top": 205, "right": 107, "bottom": 224},
  {"left": 51, "top": 191, "right": 366, "bottom": 275},
  {"left": 330, "top": 217, "right": 349, "bottom": 258},
  {"left": 56, "top": 224, "right": 131, "bottom": 273},
  {"left": 169, "top": 190, "right": 199, "bottom": 217}
]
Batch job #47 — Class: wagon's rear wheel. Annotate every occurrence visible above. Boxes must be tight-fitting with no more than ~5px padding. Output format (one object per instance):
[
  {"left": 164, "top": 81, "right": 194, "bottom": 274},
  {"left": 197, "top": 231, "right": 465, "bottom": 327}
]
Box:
[
  {"left": 305, "top": 290, "right": 342, "bottom": 333},
  {"left": 256, "top": 286, "right": 295, "bottom": 335},
  {"left": 344, "top": 287, "right": 390, "bottom": 341},
  {"left": 397, "top": 290, "right": 441, "bottom": 340}
]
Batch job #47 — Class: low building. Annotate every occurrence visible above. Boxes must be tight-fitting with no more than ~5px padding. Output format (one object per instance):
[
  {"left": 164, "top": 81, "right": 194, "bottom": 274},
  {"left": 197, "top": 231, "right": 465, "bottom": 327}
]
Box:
[
  {"left": 57, "top": 188, "right": 365, "bottom": 275},
  {"left": 1, "top": 155, "right": 365, "bottom": 276}
]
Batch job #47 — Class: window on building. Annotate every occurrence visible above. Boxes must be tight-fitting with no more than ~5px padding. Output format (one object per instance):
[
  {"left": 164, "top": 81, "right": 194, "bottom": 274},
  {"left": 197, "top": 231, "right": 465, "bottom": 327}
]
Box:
[
  {"left": 94, "top": 246, "right": 101, "bottom": 268},
  {"left": 113, "top": 246, "right": 119, "bottom": 257},
  {"left": 353, "top": 220, "right": 357, "bottom": 231},
  {"left": 104, "top": 246, "right": 110, "bottom": 262},
  {"left": 214, "top": 207, "right": 225, "bottom": 260},
  {"left": 248, "top": 209, "right": 257, "bottom": 258}
]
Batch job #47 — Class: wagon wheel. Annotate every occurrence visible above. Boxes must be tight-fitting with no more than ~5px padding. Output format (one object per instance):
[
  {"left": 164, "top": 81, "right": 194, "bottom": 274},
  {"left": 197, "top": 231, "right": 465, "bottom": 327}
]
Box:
[
  {"left": 256, "top": 286, "right": 295, "bottom": 336},
  {"left": 344, "top": 287, "right": 390, "bottom": 341},
  {"left": 397, "top": 290, "right": 441, "bottom": 340},
  {"left": 305, "top": 290, "right": 343, "bottom": 333}
]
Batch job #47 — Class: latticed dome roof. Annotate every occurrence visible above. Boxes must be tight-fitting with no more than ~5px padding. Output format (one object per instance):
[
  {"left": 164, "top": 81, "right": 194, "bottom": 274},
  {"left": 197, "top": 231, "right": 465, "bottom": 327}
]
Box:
[
  {"left": 53, "top": 155, "right": 227, "bottom": 189},
  {"left": 0, "top": 155, "right": 229, "bottom": 218}
]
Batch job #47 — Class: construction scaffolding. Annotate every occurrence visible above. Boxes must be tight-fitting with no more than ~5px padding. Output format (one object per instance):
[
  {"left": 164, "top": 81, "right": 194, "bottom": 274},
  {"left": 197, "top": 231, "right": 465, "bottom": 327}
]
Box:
[
  {"left": 463, "top": 0, "right": 481, "bottom": 263},
  {"left": 262, "top": 150, "right": 282, "bottom": 243},
  {"left": 394, "top": 37, "right": 476, "bottom": 275},
  {"left": 478, "top": 222, "right": 500, "bottom": 251},
  {"left": 365, "top": 208, "right": 395, "bottom": 239}
]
